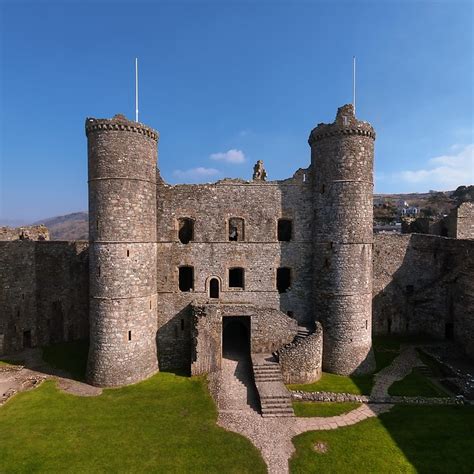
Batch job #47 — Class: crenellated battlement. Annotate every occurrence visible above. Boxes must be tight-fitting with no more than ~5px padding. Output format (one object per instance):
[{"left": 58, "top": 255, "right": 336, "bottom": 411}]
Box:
[
  {"left": 308, "top": 104, "right": 376, "bottom": 145},
  {"left": 85, "top": 114, "right": 159, "bottom": 141}
]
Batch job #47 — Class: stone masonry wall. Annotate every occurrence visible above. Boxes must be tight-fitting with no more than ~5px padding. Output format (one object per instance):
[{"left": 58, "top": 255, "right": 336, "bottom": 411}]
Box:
[
  {"left": 0, "top": 225, "right": 49, "bottom": 241},
  {"left": 309, "top": 104, "right": 376, "bottom": 375},
  {"left": 156, "top": 173, "right": 313, "bottom": 370},
  {"left": 0, "top": 240, "right": 89, "bottom": 354},
  {"left": 191, "top": 303, "right": 297, "bottom": 375},
  {"left": 86, "top": 115, "right": 159, "bottom": 387},
  {"left": 373, "top": 233, "right": 474, "bottom": 359},
  {"left": 456, "top": 202, "right": 474, "bottom": 239},
  {"left": 279, "top": 321, "right": 323, "bottom": 384}
]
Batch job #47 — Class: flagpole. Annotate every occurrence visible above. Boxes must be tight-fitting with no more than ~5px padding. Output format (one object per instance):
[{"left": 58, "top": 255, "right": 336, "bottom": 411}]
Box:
[
  {"left": 135, "top": 58, "right": 139, "bottom": 122},
  {"left": 352, "top": 56, "right": 356, "bottom": 115}
]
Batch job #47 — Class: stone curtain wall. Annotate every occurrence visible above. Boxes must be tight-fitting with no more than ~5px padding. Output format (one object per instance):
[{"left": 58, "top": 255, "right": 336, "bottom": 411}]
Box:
[
  {"left": 0, "top": 240, "right": 88, "bottom": 354},
  {"left": 456, "top": 202, "right": 474, "bottom": 239},
  {"left": 309, "top": 104, "right": 376, "bottom": 375},
  {"left": 373, "top": 234, "right": 474, "bottom": 359},
  {"left": 279, "top": 322, "right": 323, "bottom": 384},
  {"left": 0, "top": 225, "right": 49, "bottom": 241},
  {"left": 191, "top": 304, "right": 297, "bottom": 376}
]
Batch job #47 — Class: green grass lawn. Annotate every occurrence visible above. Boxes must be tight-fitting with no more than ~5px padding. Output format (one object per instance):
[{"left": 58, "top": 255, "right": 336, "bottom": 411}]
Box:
[
  {"left": 288, "top": 372, "right": 373, "bottom": 395},
  {"left": 1, "top": 340, "right": 265, "bottom": 473},
  {"left": 0, "top": 360, "right": 23, "bottom": 367},
  {"left": 0, "top": 374, "right": 266, "bottom": 473},
  {"left": 290, "top": 405, "right": 474, "bottom": 473},
  {"left": 287, "top": 336, "right": 442, "bottom": 395},
  {"left": 293, "top": 402, "right": 361, "bottom": 417},
  {"left": 388, "top": 369, "right": 450, "bottom": 398}
]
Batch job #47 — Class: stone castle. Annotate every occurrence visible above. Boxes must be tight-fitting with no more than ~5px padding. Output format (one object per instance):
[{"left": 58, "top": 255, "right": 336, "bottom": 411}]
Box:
[{"left": 1, "top": 105, "right": 473, "bottom": 391}]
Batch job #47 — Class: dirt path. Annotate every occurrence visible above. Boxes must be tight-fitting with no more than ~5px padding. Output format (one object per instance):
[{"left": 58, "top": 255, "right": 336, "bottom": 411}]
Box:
[{"left": 0, "top": 349, "right": 101, "bottom": 406}]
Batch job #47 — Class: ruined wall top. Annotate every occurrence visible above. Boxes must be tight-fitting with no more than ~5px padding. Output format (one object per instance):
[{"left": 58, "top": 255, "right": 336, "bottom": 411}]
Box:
[
  {"left": 308, "top": 104, "right": 376, "bottom": 145},
  {"left": 85, "top": 114, "right": 159, "bottom": 141},
  {"left": 0, "top": 225, "right": 49, "bottom": 241}
]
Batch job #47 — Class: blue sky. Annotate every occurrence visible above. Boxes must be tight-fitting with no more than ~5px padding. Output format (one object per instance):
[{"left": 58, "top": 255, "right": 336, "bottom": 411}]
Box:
[{"left": 0, "top": 0, "right": 473, "bottom": 223}]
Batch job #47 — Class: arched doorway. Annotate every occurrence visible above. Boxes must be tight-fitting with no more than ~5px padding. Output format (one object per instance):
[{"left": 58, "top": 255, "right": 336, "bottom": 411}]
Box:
[
  {"left": 222, "top": 316, "right": 250, "bottom": 357},
  {"left": 209, "top": 278, "right": 219, "bottom": 299}
]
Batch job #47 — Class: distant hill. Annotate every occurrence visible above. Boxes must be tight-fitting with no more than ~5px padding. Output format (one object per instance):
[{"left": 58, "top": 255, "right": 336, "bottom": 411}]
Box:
[
  {"left": 33, "top": 212, "right": 88, "bottom": 240},
  {"left": 25, "top": 186, "right": 473, "bottom": 241}
]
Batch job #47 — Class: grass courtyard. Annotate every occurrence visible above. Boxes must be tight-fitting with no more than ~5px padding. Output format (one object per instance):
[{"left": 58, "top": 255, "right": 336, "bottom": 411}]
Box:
[
  {"left": 0, "top": 341, "right": 266, "bottom": 473},
  {"left": 290, "top": 405, "right": 474, "bottom": 473},
  {"left": 1, "top": 337, "right": 472, "bottom": 473}
]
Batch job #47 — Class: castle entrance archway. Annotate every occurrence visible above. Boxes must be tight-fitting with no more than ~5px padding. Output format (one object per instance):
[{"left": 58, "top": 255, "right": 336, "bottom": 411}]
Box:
[{"left": 222, "top": 316, "right": 250, "bottom": 357}]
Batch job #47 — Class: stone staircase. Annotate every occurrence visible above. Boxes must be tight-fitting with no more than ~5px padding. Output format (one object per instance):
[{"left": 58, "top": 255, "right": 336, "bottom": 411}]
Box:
[
  {"left": 252, "top": 354, "right": 294, "bottom": 418},
  {"left": 294, "top": 325, "right": 312, "bottom": 343}
]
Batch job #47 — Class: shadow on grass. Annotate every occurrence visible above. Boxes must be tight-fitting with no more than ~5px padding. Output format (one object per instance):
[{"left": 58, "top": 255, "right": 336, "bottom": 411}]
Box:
[
  {"left": 41, "top": 339, "right": 89, "bottom": 381},
  {"left": 290, "top": 405, "right": 474, "bottom": 473}
]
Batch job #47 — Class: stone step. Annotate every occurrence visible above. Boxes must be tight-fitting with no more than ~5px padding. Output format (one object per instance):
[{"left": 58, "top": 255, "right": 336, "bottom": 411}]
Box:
[
  {"left": 262, "top": 409, "right": 295, "bottom": 418},
  {"left": 255, "top": 378, "right": 283, "bottom": 383},
  {"left": 261, "top": 402, "right": 293, "bottom": 409},
  {"left": 260, "top": 395, "right": 290, "bottom": 401}
]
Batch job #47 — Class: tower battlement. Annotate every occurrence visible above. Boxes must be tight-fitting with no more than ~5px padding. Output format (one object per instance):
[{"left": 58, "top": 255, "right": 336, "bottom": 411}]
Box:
[
  {"left": 308, "top": 104, "right": 376, "bottom": 145},
  {"left": 85, "top": 114, "right": 159, "bottom": 141}
]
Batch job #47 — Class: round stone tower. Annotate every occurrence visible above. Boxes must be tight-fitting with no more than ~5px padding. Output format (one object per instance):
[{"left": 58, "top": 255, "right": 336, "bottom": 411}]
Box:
[
  {"left": 86, "top": 114, "right": 159, "bottom": 387},
  {"left": 309, "top": 104, "right": 376, "bottom": 375}
]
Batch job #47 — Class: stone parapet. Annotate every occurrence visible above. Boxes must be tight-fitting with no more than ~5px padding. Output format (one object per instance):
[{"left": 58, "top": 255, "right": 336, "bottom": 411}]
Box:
[{"left": 279, "top": 322, "right": 323, "bottom": 384}]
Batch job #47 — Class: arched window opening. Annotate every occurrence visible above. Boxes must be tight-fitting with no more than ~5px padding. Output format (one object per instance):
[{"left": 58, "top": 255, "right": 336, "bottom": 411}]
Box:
[{"left": 210, "top": 278, "right": 220, "bottom": 298}]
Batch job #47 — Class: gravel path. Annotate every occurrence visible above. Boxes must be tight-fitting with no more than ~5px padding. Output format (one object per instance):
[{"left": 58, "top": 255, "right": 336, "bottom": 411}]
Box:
[
  {"left": 217, "top": 347, "right": 422, "bottom": 474},
  {"left": 371, "top": 346, "right": 422, "bottom": 398}
]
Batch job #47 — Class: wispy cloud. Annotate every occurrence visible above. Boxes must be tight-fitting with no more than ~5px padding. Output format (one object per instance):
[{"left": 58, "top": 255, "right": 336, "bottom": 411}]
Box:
[
  {"left": 210, "top": 149, "right": 246, "bottom": 164},
  {"left": 396, "top": 144, "right": 474, "bottom": 190},
  {"left": 172, "top": 167, "right": 220, "bottom": 183}
]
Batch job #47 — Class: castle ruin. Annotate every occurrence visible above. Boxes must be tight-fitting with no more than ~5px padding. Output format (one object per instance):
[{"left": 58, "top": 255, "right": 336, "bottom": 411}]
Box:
[{"left": 1, "top": 105, "right": 473, "bottom": 393}]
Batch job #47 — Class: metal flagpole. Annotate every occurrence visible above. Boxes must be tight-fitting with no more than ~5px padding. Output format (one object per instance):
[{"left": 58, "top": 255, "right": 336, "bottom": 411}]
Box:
[
  {"left": 353, "top": 56, "right": 356, "bottom": 115},
  {"left": 135, "top": 58, "right": 139, "bottom": 122}
]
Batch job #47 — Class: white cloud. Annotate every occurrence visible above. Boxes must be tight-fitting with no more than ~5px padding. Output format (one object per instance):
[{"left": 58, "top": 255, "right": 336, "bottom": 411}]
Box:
[
  {"left": 172, "top": 167, "right": 220, "bottom": 182},
  {"left": 396, "top": 144, "right": 474, "bottom": 190},
  {"left": 210, "top": 149, "right": 246, "bottom": 164}
]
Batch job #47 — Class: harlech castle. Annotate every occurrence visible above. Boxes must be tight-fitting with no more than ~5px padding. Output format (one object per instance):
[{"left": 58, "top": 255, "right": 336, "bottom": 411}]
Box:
[{"left": 1, "top": 105, "right": 473, "bottom": 392}]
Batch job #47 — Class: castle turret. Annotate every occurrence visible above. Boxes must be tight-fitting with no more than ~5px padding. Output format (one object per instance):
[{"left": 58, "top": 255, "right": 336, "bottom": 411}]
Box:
[
  {"left": 86, "top": 114, "right": 159, "bottom": 386},
  {"left": 309, "top": 104, "right": 376, "bottom": 375}
]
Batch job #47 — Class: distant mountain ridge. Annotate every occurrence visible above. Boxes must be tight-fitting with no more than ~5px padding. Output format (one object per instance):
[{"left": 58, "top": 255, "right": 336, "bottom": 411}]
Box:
[
  {"left": 33, "top": 212, "right": 88, "bottom": 240},
  {"left": 13, "top": 187, "right": 471, "bottom": 241}
]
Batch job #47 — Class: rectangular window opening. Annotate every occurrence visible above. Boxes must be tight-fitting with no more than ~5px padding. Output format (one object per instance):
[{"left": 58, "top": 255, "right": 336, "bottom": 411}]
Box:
[
  {"left": 277, "top": 267, "right": 291, "bottom": 293},
  {"left": 287, "top": 311, "right": 294, "bottom": 318},
  {"left": 23, "top": 330, "right": 32, "bottom": 349},
  {"left": 179, "top": 266, "right": 194, "bottom": 292},
  {"left": 229, "top": 267, "right": 244, "bottom": 289},
  {"left": 127, "top": 249, "right": 130, "bottom": 257},
  {"left": 128, "top": 330, "right": 132, "bottom": 341},
  {"left": 178, "top": 218, "right": 194, "bottom": 244},
  {"left": 181, "top": 319, "right": 185, "bottom": 331},
  {"left": 278, "top": 219, "right": 292, "bottom": 242},
  {"left": 229, "top": 218, "right": 245, "bottom": 242}
]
